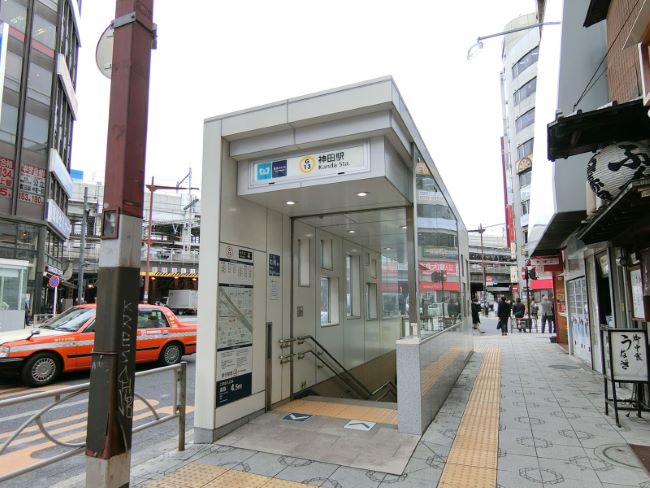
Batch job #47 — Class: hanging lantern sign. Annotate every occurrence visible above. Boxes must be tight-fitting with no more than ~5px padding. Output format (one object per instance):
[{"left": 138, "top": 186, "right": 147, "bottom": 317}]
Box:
[{"left": 587, "top": 140, "right": 650, "bottom": 201}]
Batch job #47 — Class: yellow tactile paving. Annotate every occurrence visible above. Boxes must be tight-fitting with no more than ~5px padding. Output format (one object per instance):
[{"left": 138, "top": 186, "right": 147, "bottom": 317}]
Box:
[
  {"left": 144, "top": 461, "right": 313, "bottom": 488},
  {"left": 438, "top": 347, "right": 501, "bottom": 488},
  {"left": 276, "top": 399, "right": 398, "bottom": 425}
]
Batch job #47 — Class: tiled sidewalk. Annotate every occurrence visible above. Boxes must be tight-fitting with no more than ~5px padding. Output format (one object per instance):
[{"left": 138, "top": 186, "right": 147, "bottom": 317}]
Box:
[{"left": 111, "top": 326, "right": 650, "bottom": 488}]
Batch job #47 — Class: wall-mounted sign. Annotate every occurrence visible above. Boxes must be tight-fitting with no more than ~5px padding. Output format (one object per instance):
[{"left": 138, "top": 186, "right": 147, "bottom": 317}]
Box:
[
  {"left": 46, "top": 198, "right": 72, "bottom": 239},
  {"left": 216, "top": 243, "right": 254, "bottom": 407},
  {"left": 516, "top": 157, "right": 532, "bottom": 174},
  {"left": 417, "top": 190, "right": 446, "bottom": 205},
  {"left": 49, "top": 148, "right": 73, "bottom": 197},
  {"left": 268, "top": 254, "right": 280, "bottom": 276},
  {"left": 251, "top": 144, "right": 367, "bottom": 187},
  {"left": 530, "top": 256, "right": 563, "bottom": 272},
  {"left": 0, "top": 157, "right": 13, "bottom": 199},
  {"left": 19, "top": 163, "right": 46, "bottom": 205}
]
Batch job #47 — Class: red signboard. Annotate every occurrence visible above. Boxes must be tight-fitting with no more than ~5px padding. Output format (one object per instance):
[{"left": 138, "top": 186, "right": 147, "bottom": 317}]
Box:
[
  {"left": 419, "top": 281, "right": 460, "bottom": 292},
  {"left": 506, "top": 205, "right": 515, "bottom": 245},
  {"left": 0, "top": 157, "right": 14, "bottom": 199},
  {"left": 418, "top": 261, "right": 458, "bottom": 275},
  {"left": 530, "top": 279, "right": 553, "bottom": 290}
]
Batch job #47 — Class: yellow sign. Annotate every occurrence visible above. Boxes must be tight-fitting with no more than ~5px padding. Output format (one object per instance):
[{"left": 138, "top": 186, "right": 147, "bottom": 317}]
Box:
[
  {"left": 516, "top": 157, "right": 532, "bottom": 174},
  {"left": 140, "top": 271, "right": 198, "bottom": 278},
  {"left": 299, "top": 155, "right": 316, "bottom": 174}
]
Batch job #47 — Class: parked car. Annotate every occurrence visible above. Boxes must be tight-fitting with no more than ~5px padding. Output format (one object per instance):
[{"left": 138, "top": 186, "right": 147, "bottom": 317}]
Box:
[{"left": 0, "top": 304, "right": 196, "bottom": 386}]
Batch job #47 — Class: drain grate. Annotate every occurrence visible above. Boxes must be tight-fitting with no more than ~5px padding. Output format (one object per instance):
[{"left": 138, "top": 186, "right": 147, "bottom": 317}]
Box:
[{"left": 549, "top": 364, "right": 579, "bottom": 370}]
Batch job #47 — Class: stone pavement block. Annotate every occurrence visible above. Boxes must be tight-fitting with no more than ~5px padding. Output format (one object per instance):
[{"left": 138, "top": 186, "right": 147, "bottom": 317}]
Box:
[
  {"left": 273, "top": 459, "right": 338, "bottom": 486},
  {"left": 229, "top": 451, "right": 286, "bottom": 477},
  {"left": 322, "top": 466, "right": 381, "bottom": 488},
  {"left": 537, "top": 456, "right": 603, "bottom": 484}
]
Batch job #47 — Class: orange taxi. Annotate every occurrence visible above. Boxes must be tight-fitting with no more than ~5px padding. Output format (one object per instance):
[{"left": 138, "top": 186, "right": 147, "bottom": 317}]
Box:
[{"left": 0, "top": 304, "right": 196, "bottom": 386}]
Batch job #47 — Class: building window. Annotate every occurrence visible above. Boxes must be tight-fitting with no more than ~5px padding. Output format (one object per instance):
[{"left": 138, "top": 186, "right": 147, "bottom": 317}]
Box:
[
  {"left": 515, "top": 109, "right": 535, "bottom": 133},
  {"left": 517, "top": 139, "right": 534, "bottom": 160},
  {"left": 513, "top": 77, "right": 537, "bottom": 106},
  {"left": 298, "top": 238, "right": 310, "bottom": 287},
  {"left": 320, "top": 276, "right": 339, "bottom": 326},
  {"left": 512, "top": 47, "right": 539, "bottom": 79},
  {"left": 519, "top": 170, "right": 532, "bottom": 188},
  {"left": 521, "top": 200, "right": 530, "bottom": 215},
  {"left": 346, "top": 254, "right": 360, "bottom": 318},
  {"left": 366, "top": 283, "right": 378, "bottom": 320},
  {"left": 320, "top": 239, "right": 332, "bottom": 270}
]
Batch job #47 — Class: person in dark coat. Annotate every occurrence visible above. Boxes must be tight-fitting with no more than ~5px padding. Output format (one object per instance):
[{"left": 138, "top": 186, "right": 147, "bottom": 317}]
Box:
[
  {"left": 471, "top": 297, "right": 485, "bottom": 333},
  {"left": 497, "top": 296, "right": 512, "bottom": 336},
  {"left": 512, "top": 297, "right": 526, "bottom": 332}
]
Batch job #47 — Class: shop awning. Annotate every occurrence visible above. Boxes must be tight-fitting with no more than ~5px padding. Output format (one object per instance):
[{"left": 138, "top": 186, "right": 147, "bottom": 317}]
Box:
[
  {"left": 547, "top": 99, "right": 650, "bottom": 161},
  {"left": 529, "top": 210, "right": 587, "bottom": 257},
  {"left": 577, "top": 178, "right": 650, "bottom": 246}
]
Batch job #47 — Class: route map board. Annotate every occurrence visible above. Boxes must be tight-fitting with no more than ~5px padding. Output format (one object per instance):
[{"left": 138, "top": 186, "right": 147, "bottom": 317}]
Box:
[{"left": 217, "top": 243, "right": 254, "bottom": 407}]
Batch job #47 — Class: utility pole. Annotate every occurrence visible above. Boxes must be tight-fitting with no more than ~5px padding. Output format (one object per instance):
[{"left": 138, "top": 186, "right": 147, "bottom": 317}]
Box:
[
  {"left": 85, "top": 1, "right": 155, "bottom": 487},
  {"left": 478, "top": 224, "right": 487, "bottom": 316},
  {"left": 77, "top": 186, "right": 88, "bottom": 304}
]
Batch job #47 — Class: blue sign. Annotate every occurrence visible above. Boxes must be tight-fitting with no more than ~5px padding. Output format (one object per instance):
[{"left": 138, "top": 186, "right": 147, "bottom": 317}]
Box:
[
  {"left": 48, "top": 275, "right": 60, "bottom": 288},
  {"left": 256, "top": 163, "right": 272, "bottom": 180},
  {"left": 272, "top": 160, "right": 287, "bottom": 178},
  {"left": 283, "top": 413, "right": 312, "bottom": 422},
  {"left": 269, "top": 254, "right": 280, "bottom": 276}
]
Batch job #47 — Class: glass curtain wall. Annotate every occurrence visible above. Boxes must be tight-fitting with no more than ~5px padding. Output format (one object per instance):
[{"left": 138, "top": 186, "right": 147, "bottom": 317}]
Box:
[{"left": 414, "top": 160, "right": 462, "bottom": 336}]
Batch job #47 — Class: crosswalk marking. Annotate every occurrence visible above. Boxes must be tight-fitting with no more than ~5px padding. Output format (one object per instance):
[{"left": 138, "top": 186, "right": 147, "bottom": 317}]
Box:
[{"left": 0, "top": 400, "right": 194, "bottom": 477}]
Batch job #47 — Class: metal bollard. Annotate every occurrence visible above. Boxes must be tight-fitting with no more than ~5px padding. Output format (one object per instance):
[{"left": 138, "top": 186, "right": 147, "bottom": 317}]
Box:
[{"left": 177, "top": 361, "right": 187, "bottom": 451}]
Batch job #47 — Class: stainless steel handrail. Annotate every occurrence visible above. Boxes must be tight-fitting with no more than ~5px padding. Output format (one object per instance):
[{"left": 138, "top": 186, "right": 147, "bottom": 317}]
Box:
[
  {"left": 297, "top": 335, "right": 374, "bottom": 398},
  {"left": 0, "top": 361, "right": 187, "bottom": 483}
]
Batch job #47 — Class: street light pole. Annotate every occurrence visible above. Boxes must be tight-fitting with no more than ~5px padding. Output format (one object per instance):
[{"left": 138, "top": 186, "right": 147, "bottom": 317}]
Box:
[
  {"left": 77, "top": 186, "right": 88, "bottom": 304},
  {"left": 468, "top": 223, "right": 503, "bottom": 315},
  {"left": 479, "top": 224, "right": 487, "bottom": 315}
]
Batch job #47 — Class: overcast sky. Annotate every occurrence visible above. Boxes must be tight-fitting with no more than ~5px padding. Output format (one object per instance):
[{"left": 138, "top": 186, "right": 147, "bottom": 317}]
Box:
[{"left": 72, "top": 1, "right": 536, "bottom": 231}]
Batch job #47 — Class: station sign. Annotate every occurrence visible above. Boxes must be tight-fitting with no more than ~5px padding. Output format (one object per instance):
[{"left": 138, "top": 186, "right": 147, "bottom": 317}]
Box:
[{"left": 250, "top": 144, "right": 368, "bottom": 187}]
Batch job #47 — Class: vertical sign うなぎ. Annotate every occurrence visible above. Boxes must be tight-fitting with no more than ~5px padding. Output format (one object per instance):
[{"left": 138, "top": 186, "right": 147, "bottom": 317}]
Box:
[{"left": 216, "top": 244, "right": 254, "bottom": 406}]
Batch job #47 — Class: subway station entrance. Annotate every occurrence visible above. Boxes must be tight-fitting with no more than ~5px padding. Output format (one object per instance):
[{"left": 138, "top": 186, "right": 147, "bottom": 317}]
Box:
[{"left": 194, "top": 78, "right": 473, "bottom": 473}]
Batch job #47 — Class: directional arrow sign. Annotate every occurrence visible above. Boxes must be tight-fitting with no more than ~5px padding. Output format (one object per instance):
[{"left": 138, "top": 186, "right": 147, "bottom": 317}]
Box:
[
  {"left": 283, "top": 412, "right": 312, "bottom": 422},
  {"left": 344, "top": 420, "right": 376, "bottom": 431}
]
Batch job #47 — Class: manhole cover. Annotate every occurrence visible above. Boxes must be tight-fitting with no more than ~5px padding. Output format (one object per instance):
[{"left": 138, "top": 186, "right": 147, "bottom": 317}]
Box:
[
  {"left": 595, "top": 444, "right": 643, "bottom": 469},
  {"left": 549, "top": 364, "right": 579, "bottom": 369}
]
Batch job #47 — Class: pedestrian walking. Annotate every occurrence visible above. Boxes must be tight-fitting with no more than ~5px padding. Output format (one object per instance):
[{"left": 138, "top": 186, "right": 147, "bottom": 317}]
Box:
[
  {"left": 539, "top": 295, "right": 555, "bottom": 333},
  {"left": 497, "top": 296, "right": 511, "bottom": 336},
  {"left": 471, "top": 297, "right": 485, "bottom": 334}
]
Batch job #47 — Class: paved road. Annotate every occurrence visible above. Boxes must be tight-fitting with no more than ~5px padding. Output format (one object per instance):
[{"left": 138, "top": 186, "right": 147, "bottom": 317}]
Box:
[{"left": 0, "top": 355, "right": 196, "bottom": 487}]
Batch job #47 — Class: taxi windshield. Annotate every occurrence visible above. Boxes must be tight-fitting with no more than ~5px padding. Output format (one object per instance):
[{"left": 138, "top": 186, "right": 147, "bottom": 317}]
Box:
[{"left": 40, "top": 307, "right": 95, "bottom": 332}]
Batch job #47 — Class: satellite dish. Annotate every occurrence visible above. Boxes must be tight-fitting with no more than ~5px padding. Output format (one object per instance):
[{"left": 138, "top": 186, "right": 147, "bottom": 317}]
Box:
[{"left": 95, "top": 24, "right": 114, "bottom": 79}]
